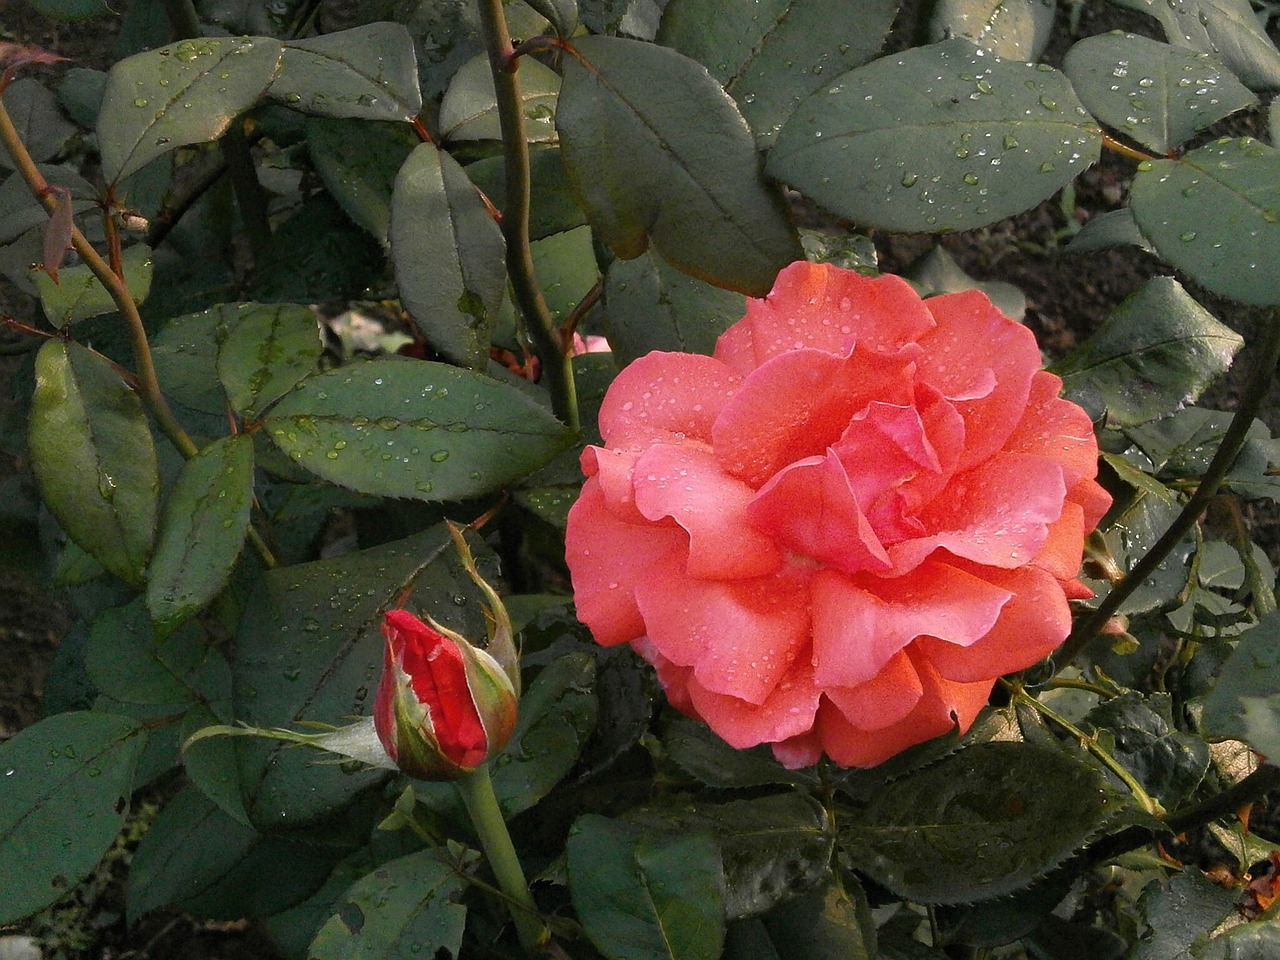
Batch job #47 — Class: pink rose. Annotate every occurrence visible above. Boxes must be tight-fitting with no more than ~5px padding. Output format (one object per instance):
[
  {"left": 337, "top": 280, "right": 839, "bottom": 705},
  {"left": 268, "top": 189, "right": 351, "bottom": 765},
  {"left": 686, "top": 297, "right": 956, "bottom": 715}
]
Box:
[{"left": 565, "top": 262, "right": 1110, "bottom": 768}]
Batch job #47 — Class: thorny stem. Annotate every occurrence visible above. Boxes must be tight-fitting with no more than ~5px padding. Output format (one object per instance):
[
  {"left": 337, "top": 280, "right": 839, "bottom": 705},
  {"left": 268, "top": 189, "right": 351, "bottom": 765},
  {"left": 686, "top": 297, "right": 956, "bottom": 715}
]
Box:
[
  {"left": 455, "top": 765, "right": 548, "bottom": 956},
  {"left": 1057, "top": 313, "right": 1280, "bottom": 667},
  {"left": 475, "top": 0, "right": 580, "bottom": 433}
]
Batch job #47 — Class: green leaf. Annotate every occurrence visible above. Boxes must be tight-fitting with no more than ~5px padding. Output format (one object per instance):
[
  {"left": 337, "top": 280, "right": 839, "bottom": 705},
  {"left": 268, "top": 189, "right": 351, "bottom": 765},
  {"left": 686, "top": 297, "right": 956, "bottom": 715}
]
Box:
[
  {"left": 1085, "top": 692, "right": 1210, "bottom": 807},
  {"left": 1111, "top": 0, "right": 1280, "bottom": 91},
  {"left": 29, "top": 339, "right": 158, "bottom": 586},
  {"left": 767, "top": 39, "right": 1101, "bottom": 234},
  {"left": 267, "top": 22, "right": 423, "bottom": 121},
  {"left": 524, "top": 0, "right": 579, "bottom": 37},
  {"left": 842, "top": 742, "right": 1116, "bottom": 904},
  {"left": 464, "top": 144, "right": 588, "bottom": 240},
  {"left": 28, "top": 0, "right": 107, "bottom": 20},
  {"left": 307, "top": 118, "right": 418, "bottom": 244},
  {"left": 1129, "top": 868, "right": 1238, "bottom": 960},
  {"left": 216, "top": 303, "right": 322, "bottom": 418},
  {"left": 658, "top": 0, "right": 897, "bottom": 143},
  {"left": 557, "top": 35, "right": 802, "bottom": 296},
  {"left": 754, "top": 879, "right": 877, "bottom": 960},
  {"left": 1201, "top": 611, "right": 1280, "bottom": 757},
  {"left": 1067, "top": 208, "right": 1153, "bottom": 253},
  {"left": 0, "top": 78, "right": 78, "bottom": 169},
  {"left": 569, "top": 814, "right": 726, "bottom": 960},
  {"left": 309, "top": 848, "right": 472, "bottom": 960},
  {"left": 0, "top": 164, "right": 95, "bottom": 246},
  {"left": 531, "top": 225, "right": 600, "bottom": 322},
  {"left": 98, "top": 36, "right": 284, "bottom": 183},
  {"left": 929, "top": 0, "right": 1057, "bottom": 61},
  {"left": 603, "top": 249, "right": 745, "bottom": 364},
  {"left": 390, "top": 143, "right": 507, "bottom": 370},
  {"left": 251, "top": 196, "right": 384, "bottom": 304},
  {"left": 1196, "top": 923, "right": 1280, "bottom": 960},
  {"left": 1131, "top": 137, "right": 1280, "bottom": 305},
  {"left": 1063, "top": 33, "right": 1256, "bottom": 154},
  {"left": 663, "top": 716, "right": 811, "bottom": 790},
  {"left": 262, "top": 358, "right": 573, "bottom": 500},
  {"left": 904, "top": 245, "right": 1026, "bottom": 320},
  {"left": 0, "top": 711, "right": 147, "bottom": 923},
  {"left": 439, "top": 53, "right": 561, "bottom": 143},
  {"left": 146, "top": 434, "right": 255, "bottom": 630},
  {"left": 1056, "top": 276, "right": 1243, "bottom": 427},
  {"left": 33, "top": 243, "right": 154, "bottom": 325}
]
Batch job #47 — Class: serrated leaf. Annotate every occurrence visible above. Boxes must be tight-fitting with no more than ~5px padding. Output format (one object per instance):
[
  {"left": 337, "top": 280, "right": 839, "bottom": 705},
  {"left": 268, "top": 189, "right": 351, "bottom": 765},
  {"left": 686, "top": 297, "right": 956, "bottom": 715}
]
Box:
[
  {"left": 1129, "top": 868, "right": 1238, "bottom": 960},
  {"left": 1131, "top": 137, "right": 1280, "bottom": 305},
  {"left": 307, "top": 118, "right": 417, "bottom": 244},
  {"left": 1201, "top": 610, "right": 1280, "bottom": 758},
  {"left": 216, "top": 303, "right": 322, "bottom": 418},
  {"left": 0, "top": 711, "right": 147, "bottom": 923},
  {"left": 603, "top": 249, "right": 745, "bottom": 364},
  {"left": 658, "top": 0, "right": 897, "bottom": 144},
  {"left": 756, "top": 879, "right": 877, "bottom": 960},
  {"left": 1063, "top": 32, "right": 1255, "bottom": 154},
  {"left": 33, "top": 244, "right": 154, "bottom": 326},
  {"left": 557, "top": 35, "right": 802, "bottom": 296},
  {"left": 1085, "top": 692, "right": 1210, "bottom": 807},
  {"left": 929, "top": 0, "right": 1057, "bottom": 61},
  {"left": 146, "top": 434, "right": 255, "bottom": 630},
  {"left": 663, "top": 716, "right": 811, "bottom": 789},
  {"left": 266, "top": 22, "right": 422, "bottom": 121},
  {"left": 767, "top": 39, "right": 1101, "bottom": 234},
  {"left": 391, "top": 143, "right": 506, "bottom": 370},
  {"left": 1111, "top": 0, "right": 1280, "bottom": 91},
  {"left": 569, "top": 814, "right": 725, "bottom": 960},
  {"left": 309, "top": 848, "right": 471, "bottom": 960},
  {"left": 842, "top": 742, "right": 1115, "bottom": 904},
  {"left": 1196, "top": 923, "right": 1280, "bottom": 960},
  {"left": 29, "top": 339, "right": 158, "bottom": 586},
  {"left": 1056, "top": 276, "right": 1243, "bottom": 427},
  {"left": 98, "top": 35, "right": 284, "bottom": 183},
  {"left": 86, "top": 599, "right": 228, "bottom": 705},
  {"left": 439, "top": 52, "right": 560, "bottom": 143},
  {"left": 262, "top": 358, "right": 572, "bottom": 501},
  {"left": 464, "top": 144, "right": 587, "bottom": 240}
]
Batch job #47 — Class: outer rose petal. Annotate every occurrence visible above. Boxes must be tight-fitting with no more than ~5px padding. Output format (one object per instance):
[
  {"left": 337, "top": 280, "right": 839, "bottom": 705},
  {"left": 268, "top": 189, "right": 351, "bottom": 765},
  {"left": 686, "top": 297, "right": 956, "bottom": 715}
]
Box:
[
  {"left": 714, "top": 261, "right": 936, "bottom": 374},
  {"left": 599, "top": 351, "right": 740, "bottom": 449},
  {"left": 1032, "top": 501, "right": 1087, "bottom": 583},
  {"left": 581, "top": 446, "right": 648, "bottom": 525},
  {"left": 634, "top": 444, "right": 782, "bottom": 579},
  {"left": 818, "top": 651, "right": 993, "bottom": 768},
  {"left": 810, "top": 562, "right": 1012, "bottom": 688},
  {"left": 685, "top": 660, "right": 823, "bottom": 748},
  {"left": 565, "top": 478, "right": 687, "bottom": 646},
  {"left": 635, "top": 562, "right": 811, "bottom": 705},
  {"left": 917, "top": 290, "right": 1040, "bottom": 469},
  {"left": 824, "top": 650, "right": 923, "bottom": 731},
  {"left": 1005, "top": 371, "right": 1104, "bottom": 488}
]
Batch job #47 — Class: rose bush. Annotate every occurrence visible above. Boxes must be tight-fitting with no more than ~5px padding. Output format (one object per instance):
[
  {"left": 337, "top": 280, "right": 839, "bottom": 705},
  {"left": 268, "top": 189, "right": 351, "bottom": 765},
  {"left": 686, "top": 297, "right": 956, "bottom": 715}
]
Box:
[{"left": 566, "top": 261, "right": 1111, "bottom": 768}]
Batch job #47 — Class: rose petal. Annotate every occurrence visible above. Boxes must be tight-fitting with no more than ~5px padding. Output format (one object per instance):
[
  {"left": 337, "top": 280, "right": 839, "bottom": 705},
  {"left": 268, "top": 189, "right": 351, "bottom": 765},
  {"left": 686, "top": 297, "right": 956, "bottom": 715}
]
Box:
[
  {"left": 1071, "top": 477, "right": 1113, "bottom": 532},
  {"left": 1006, "top": 371, "right": 1103, "bottom": 487},
  {"left": 713, "top": 345, "right": 917, "bottom": 487},
  {"left": 599, "top": 351, "right": 740, "bottom": 449},
  {"left": 917, "top": 290, "right": 1040, "bottom": 469},
  {"left": 747, "top": 452, "right": 891, "bottom": 575},
  {"left": 771, "top": 729, "right": 823, "bottom": 769},
  {"left": 685, "top": 661, "right": 823, "bottom": 748},
  {"left": 581, "top": 446, "right": 649, "bottom": 525},
  {"left": 914, "top": 563, "right": 1070, "bottom": 682},
  {"left": 810, "top": 561, "right": 1012, "bottom": 688},
  {"left": 634, "top": 563, "right": 811, "bottom": 704},
  {"left": 565, "top": 479, "right": 687, "bottom": 646},
  {"left": 634, "top": 444, "right": 782, "bottom": 579},
  {"left": 1032, "top": 501, "right": 1087, "bottom": 582},
  {"left": 889, "top": 452, "right": 1067, "bottom": 573},
  {"left": 824, "top": 651, "right": 923, "bottom": 731},
  {"left": 715, "top": 262, "right": 936, "bottom": 375}
]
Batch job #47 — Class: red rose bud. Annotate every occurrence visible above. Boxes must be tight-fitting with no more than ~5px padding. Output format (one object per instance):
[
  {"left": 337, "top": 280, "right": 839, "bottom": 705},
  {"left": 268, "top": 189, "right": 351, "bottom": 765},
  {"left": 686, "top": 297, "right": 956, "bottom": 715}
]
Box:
[{"left": 374, "top": 609, "right": 518, "bottom": 780}]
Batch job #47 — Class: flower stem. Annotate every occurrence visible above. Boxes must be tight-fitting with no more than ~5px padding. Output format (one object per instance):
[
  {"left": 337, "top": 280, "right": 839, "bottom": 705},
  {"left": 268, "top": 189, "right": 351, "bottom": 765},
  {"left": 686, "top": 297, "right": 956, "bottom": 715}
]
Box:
[
  {"left": 455, "top": 765, "right": 546, "bottom": 955},
  {"left": 1058, "top": 312, "right": 1280, "bottom": 667},
  {"left": 474, "top": 0, "right": 579, "bottom": 433}
]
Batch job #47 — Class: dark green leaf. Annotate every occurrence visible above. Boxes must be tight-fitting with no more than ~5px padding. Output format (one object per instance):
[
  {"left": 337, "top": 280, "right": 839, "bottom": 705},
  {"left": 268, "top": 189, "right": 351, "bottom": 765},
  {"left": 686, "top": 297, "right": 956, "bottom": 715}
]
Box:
[
  {"left": 1063, "top": 33, "right": 1255, "bottom": 154},
  {"left": 842, "top": 742, "right": 1116, "bottom": 904},
  {"left": 557, "top": 35, "right": 802, "bottom": 296},
  {"left": 28, "top": 0, "right": 106, "bottom": 20},
  {"left": 262, "top": 358, "right": 572, "bottom": 500},
  {"left": 1111, "top": 0, "right": 1280, "bottom": 91},
  {"left": 267, "top": 22, "right": 422, "bottom": 121},
  {"left": 524, "top": 0, "right": 579, "bottom": 37},
  {"left": 146, "top": 434, "right": 255, "bottom": 630},
  {"left": 251, "top": 196, "right": 383, "bottom": 304},
  {"left": 0, "top": 78, "right": 78, "bottom": 169},
  {"left": 0, "top": 711, "right": 147, "bottom": 923},
  {"left": 216, "top": 302, "right": 322, "bottom": 418},
  {"left": 1067, "top": 208, "right": 1153, "bottom": 253},
  {"left": 531, "top": 225, "right": 599, "bottom": 322},
  {"left": 439, "top": 53, "right": 560, "bottom": 143},
  {"left": 0, "top": 164, "right": 95, "bottom": 246},
  {"left": 768, "top": 39, "right": 1101, "bottom": 233},
  {"left": 57, "top": 67, "right": 107, "bottom": 127},
  {"left": 929, "top": 0, "right": 1056, "bottom": 61},
  {"left": 1085, "top": 692, "right": 1209, "bottom": 807},
  {"left": 1026, "top": 914, "right": 1127, "bottom": 960},
  {"left": 663, "top": 716, "right": 811, "bottom": 789},
  {"left": 1131, "top": 137, "right": 1280, "bottom": 305},
  {"left": 151, "top": 303, "right": 254, "bottom": 417},
  {"left": 307, "top": 118, "right": 417, "bottom": 244},
  {"left": 1128, "top": 868, "right": 1238, "bottom": 960},
  {"left": 29, "top": 340, "right": 158, "bottom": 586},
  {"left": 936, "top": 871, "right": 1075, "bottom": 948},
  {"left": 1201, "top": 611, "right": 1280, "bottom": 757},
  {"left": 603, "top": 249, "right": 745, "bottom": 364},
  {"left": 391, "top": 143, "right": 507, "bottom": 370},
  {"left": 98, "top": 36, "right": 284, "bottom": 182},
  {"left": 904, "top": 245, "right": 1026, "bottom": 320},
  {"left": 181, "top": 704, "right": 252, "bottom": 826},
  {"left": 309, "top": 848, "right": 472, "bottom": 960},
  {"left": 659, "top": 0, "right": 897, "bottom": 143},
  {"left": 1196, "top": 923, "right": 1280, "bottom": 960},
  {"left": 1056, "top": 277, "right": 1242, "bottom": 427},
  {"left": 756, "top": 878, "right": 877, "bottom": 960},
  {"left": 33, "top": 244, "right": 154, "bottom": 325},
  {"left": 569, "top": 814, "right": 726, "bottom": 960},
  {"left": 464, "top": 144, "right": 588, "bottom": 240}
]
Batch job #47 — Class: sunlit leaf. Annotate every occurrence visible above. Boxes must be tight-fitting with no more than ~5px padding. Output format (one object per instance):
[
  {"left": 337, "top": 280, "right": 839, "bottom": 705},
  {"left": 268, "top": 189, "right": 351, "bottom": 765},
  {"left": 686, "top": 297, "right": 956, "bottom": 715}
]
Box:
[
  {"left": 439, "top": 53, "right": 560, "bottom": 143},
  {"left": 33, "top": 243, "right": 154, "bottom": 326},
  {"left": 929, "top": 0, "right": 1057, "bottom": 61},
  {"left": 1202, "top": 611, "right": 1280, "bottom": 759},
  {"left": 216, "top": 302, "right": 322, "bottom": 418}
]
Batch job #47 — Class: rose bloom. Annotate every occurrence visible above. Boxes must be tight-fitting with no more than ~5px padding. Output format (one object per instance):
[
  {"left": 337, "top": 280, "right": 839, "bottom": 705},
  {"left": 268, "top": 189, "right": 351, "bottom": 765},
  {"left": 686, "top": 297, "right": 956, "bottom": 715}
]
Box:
[{"left": 565, "top": 262, "right": 1110, "bottom": 768}]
